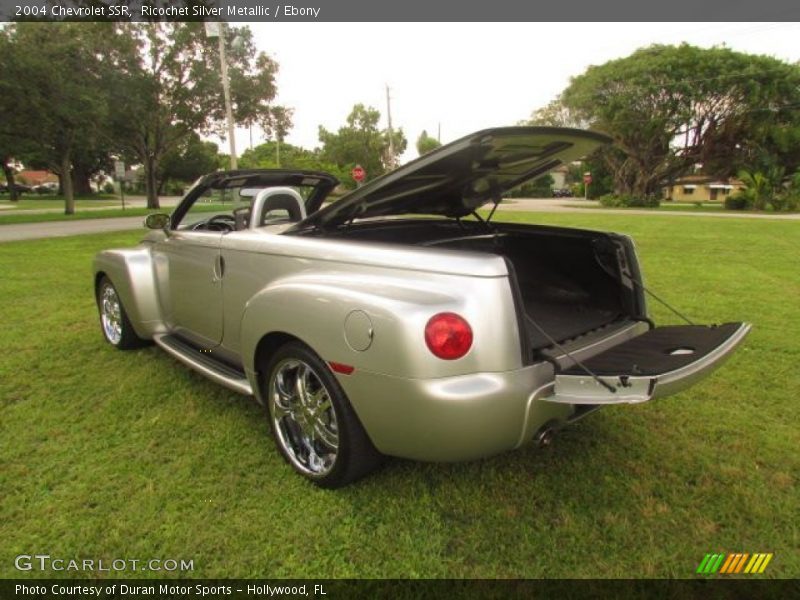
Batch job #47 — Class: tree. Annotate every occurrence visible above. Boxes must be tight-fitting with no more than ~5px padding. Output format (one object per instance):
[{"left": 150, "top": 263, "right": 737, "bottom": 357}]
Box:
[
  {"left": 318, "top": 104, "right": 407, "bottom": 184},
  {"left": 262, "top": 106, "right": 294, "bottom": 167},
  {"left": 158, "top": 132, "right": 220, "bottom": 193},
  {"left": 240, "top": 141, "right": 346, "bottom": 181},
  {"left": 523, "top": 98, "right": 589, "bottom": 129},
  {"left": 0, "top": 28, "right": 26, "bottom": 202},
  {"left": 416, "top": 130, "right": 441, "bottom": 156},
  {"left": 0, "top": 23, "right": 125, "bottom": 212},
  {"left": 113, "top": 23, "right": 289, "bottom": 209},
  {"left": 560, "top": 44, "right": 800, "bottom": 198}
]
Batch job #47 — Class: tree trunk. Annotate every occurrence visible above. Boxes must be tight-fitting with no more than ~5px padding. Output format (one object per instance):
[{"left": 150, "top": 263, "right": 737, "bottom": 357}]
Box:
[
  {"left": 144, "top": 156, "right": 160, "bottom": 210},
  {"left": 61, "top": 153, "right": 74, "bottom": 215},
  {"left": 71, "top": 164, "right": 93, "bottom": 196},
  {"left": 2, "top": 160, "right": 19, "bottom": 202}
]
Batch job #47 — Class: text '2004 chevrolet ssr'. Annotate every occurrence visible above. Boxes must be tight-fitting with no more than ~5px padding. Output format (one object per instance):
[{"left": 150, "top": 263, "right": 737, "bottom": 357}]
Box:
[{"left": 94, "top": 127, "right": 750, "bottom": 487}]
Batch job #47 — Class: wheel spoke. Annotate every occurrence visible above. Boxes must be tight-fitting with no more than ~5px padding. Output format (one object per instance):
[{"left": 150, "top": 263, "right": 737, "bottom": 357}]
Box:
[
  {"left": 269, "top": 357, "right": 340, "bottom": 477},
  {"left": 313, "top": 419, "right": 338, "bottom": 450},
  {"left": 273, "top": 370, "right": 297, "bottom": 411},
  {"left": 295, "top": 365, "right": 310, "bottom": 406}
]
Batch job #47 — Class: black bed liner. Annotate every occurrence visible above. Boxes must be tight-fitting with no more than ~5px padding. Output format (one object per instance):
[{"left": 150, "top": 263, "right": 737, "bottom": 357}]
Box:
[{"left": 561, "top": 323, "right": 743, "bottom": 376}]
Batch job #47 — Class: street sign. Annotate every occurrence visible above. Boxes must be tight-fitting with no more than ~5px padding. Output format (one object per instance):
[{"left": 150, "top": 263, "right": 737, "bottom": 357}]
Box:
[
  {"left": 583, "top": 172, "right": 592, "bottom": 185},
  {"left": 114, "top": 160, "right": 125, "bottom": 180},
  {"left": 352, "top": 165, "right": 366, "bottom": 183}
]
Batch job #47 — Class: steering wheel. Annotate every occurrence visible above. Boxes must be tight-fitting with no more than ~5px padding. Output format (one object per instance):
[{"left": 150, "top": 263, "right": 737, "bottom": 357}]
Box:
[{"left": 192, "top": 214, "right": 236, "bottom": 232}]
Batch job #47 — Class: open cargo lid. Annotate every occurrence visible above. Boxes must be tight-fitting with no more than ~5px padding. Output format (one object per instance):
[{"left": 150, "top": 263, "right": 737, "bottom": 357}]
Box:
[
  {"left": 291, "top": 126, "right": 611, "bottom": 231},
  {"left": 545, "top": 322, "right": 751, "bottom": 404}
]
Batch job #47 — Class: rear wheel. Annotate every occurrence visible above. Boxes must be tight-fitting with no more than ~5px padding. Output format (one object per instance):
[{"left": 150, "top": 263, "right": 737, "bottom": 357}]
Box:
[
  {"left": 262, "top": 342, "right": 382, "bottom": 488},
  {"left": 96, "top": 276, "right": 148, "bottom": 350}
]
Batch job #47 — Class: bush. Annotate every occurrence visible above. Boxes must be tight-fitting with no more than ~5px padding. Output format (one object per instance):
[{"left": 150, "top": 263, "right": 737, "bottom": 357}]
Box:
[
  {"left": 507, "top": 174, "right": 554, "bottom": 198},
  {"left": 598, "top": 194, "right": 623, "bottom": 207},
  {"left": 769, "top": 192, "right": 800, "bottom": 212},
  {"left": 103, "top": 182, "right": 116, "bottom": 194},
  {"left": 724, "top": 193, "right": 752, "bottom": 210},
  {"left": 165, "top": 181, "right": 186, "bottom": 196},
  {"left": 598, "top": 193, "right": 660, "bottom": 208}
]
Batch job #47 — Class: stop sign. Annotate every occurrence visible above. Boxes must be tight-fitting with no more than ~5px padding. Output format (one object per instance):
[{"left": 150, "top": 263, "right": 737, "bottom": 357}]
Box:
[
  {"left": 583, "top": 172, "right": 592, "bottom": 185},
  {"left": 352, "top": 165, "right": 366, "bottom": 182}
]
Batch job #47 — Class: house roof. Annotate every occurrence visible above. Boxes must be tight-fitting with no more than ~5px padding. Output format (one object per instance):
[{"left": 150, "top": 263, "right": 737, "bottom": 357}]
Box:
[
  {"left": 668, "top": 175, "right": 744, "bottom": 187},
  {"left": 17, "top": 170, "right": 58, "bottom": 185}
]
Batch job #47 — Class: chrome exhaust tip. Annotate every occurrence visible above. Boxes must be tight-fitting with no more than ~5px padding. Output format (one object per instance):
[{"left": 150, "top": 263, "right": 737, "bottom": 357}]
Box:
[{"left": 534, "top": 426, "right": 555, "bottom": 448}]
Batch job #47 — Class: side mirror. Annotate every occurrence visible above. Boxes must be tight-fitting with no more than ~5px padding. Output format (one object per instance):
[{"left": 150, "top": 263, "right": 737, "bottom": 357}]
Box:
[{"left": 144, "top": 213, "right": 170, "bottom": 231}]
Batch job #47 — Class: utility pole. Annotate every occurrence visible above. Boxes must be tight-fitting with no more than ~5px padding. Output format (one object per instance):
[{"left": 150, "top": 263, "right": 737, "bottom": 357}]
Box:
[
  {"left": 206, "top": 22, "right": 238, "bottom": 170},
  {"left": 219, "top": 28, "right": 237, "bottom": 170},
  {"left": 386, "top": 84, "right": 395, "bottom": 168},
  {"left": 437, "top": 122, "right": 441, "bottom": 143}
]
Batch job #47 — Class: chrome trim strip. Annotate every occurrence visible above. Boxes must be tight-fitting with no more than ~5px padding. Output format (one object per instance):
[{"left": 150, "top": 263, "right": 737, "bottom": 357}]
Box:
[{"left": 154, "top": 334, "right": 253, "bottom": 395}]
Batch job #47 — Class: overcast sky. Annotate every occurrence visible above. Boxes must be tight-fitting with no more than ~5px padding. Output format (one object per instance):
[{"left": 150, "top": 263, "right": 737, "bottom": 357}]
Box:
[{"left": 222, "top": 22, "right": 800, "bottom": 164}]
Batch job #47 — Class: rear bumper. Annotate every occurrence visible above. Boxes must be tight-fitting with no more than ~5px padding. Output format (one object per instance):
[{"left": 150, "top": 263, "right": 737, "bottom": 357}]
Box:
[
  {"left": 335, "top": 322, "right": 751, "bottom": 461},
  {"left": 335, "top": 363, "right": 571, "bottom": 462}
]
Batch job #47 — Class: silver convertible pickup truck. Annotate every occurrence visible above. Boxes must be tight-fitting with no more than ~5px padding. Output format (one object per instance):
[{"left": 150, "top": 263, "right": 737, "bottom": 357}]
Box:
[{"left": 94, "top": 127, "right": 750, "bottom": 487}]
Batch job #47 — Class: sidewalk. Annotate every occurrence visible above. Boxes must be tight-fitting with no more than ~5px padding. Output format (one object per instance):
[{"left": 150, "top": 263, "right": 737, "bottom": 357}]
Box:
[
  {"left": 0, "top": 216, "right": 149, "bottom": 243},
  {"left": 0, "top": 195, "right": 182, "bottom": 216}
]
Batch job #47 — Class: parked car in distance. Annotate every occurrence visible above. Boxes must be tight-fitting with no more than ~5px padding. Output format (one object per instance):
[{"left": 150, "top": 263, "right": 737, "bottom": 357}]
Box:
[
  {"left": 33, "top": 182, "right": 58, "bottom": 194},
  {"left": 94, "top": 127, "right": 750, "bottom": 487},
  {"left": 552, "top": 188, "right": 574, "bottom": 198},
  {"left": 0, "top": 182, "right": 33, "bottom": 195}
]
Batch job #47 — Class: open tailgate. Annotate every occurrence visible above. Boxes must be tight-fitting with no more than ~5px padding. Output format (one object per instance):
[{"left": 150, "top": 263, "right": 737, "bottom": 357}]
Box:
[{"left": 546, "top": 322, "right": 751, "bottom": 404}]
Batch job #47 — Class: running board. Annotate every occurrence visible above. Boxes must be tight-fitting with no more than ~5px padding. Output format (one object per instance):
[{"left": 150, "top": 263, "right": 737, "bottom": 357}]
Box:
[{"left": 154, "top": 334, "right": 252, "bottom": 396}]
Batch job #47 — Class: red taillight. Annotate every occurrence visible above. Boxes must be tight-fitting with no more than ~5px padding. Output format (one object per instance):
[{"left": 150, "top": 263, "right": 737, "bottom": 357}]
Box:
[
  {"left": 328, "top": 361, "right": 355, "bottom": 375},
  {"left": 424, "top": 312, "right": 473, "bottom": 360}
]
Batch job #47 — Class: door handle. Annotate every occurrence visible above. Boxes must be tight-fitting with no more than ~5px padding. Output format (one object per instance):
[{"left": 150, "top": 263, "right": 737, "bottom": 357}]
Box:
[{"left": 212, "top": 255, "right": 225, "bottom": 283}]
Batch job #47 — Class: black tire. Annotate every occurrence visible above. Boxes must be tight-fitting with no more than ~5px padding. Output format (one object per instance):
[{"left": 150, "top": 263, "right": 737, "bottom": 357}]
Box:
[
  {"left": 96, "top": 276, "right": 148, "bottom": 350},
  {"left": 261, "top": 341, "right": 383, "bottom": 488}
]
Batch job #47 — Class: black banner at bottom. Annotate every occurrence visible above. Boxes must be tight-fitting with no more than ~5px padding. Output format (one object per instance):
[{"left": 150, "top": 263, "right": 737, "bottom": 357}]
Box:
[{"left": 2, "top": 579, "right": 798, "bottom": 600}]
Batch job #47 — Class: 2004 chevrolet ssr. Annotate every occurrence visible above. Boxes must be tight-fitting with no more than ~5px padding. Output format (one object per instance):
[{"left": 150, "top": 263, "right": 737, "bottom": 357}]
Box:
[{"left": 94, "top": 127, "right": 750, "bottom": 487}]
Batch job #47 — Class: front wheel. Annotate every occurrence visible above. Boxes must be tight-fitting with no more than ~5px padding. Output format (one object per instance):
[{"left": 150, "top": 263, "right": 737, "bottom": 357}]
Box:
[
  {"left": 262, "top": 342, "right": 383, "bottom": 488},
  {"left": 96, "top": 276, "right": 148, "bottom": 350}
]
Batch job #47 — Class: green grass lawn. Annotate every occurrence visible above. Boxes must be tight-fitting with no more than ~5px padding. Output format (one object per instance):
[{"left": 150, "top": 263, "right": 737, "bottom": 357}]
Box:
[
  {"left": 0, "top": 203, "right": 226, "bottom": 226},
  {"left": 567, "top": 201, "right": 797, "bottom": 215},
  {"left": 1, "top": 212, "right": 797, "bottom": 579}
]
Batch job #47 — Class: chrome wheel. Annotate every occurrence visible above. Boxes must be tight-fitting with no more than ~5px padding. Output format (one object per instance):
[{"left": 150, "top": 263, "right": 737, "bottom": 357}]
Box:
[
  {"left": 269, "top": 359, "right": 339, "bottom": 477},
  {"left": 100, "top": 283, "right": 123, "bottom": 345}
]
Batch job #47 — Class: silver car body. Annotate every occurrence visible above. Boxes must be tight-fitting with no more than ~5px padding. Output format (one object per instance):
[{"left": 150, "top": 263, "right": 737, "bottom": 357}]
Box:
[{"left": 94, "top": 127, "right": 750, "bottom": 462}]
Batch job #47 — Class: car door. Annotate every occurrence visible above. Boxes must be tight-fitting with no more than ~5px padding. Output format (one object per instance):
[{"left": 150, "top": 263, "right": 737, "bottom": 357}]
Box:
[{"left": 153, "top": 230, "right": 224, "bottom": 348}]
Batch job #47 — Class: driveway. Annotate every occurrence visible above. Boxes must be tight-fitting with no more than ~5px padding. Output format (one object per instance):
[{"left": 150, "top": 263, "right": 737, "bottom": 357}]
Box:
[{"left": 0, "top": 216, "right": 147, "bottom": 243}]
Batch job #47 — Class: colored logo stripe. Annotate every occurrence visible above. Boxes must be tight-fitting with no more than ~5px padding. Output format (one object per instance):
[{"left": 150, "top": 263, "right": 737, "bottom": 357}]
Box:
[
  {"left": 696, "top": 553, "right": 725, "bottom": 574},
  {"left": 698, "top": 553, "right": 773, "bottom": 575}
]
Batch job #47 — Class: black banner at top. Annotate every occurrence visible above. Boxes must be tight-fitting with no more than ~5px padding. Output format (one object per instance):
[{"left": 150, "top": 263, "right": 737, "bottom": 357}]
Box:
[{"left": 1, "top": 0, "right": 799, "bottom": 22}]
